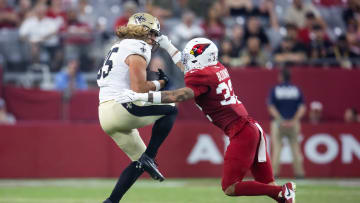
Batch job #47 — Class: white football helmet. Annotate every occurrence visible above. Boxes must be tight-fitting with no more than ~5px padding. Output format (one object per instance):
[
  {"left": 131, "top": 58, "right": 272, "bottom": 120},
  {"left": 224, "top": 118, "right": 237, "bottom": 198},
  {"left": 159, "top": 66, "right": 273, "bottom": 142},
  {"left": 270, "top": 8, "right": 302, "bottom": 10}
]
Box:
[{"left": 182, "top": 38, "right": 218, "bottom": 73}]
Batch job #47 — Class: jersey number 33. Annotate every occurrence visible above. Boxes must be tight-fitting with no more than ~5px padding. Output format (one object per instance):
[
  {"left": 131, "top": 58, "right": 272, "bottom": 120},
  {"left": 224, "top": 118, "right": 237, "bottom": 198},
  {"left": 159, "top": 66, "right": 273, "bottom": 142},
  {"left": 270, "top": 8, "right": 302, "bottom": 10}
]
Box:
[{"left": 216, "top": 80, "right": 240, "bottom": 106}]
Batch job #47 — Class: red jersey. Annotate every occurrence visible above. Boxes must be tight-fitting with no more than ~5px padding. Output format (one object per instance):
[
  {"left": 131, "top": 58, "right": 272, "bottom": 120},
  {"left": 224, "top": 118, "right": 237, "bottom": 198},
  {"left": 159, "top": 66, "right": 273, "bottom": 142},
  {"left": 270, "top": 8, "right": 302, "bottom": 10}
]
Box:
[{"left": 184, "top": 62, "right": 249, "bottom": 136}]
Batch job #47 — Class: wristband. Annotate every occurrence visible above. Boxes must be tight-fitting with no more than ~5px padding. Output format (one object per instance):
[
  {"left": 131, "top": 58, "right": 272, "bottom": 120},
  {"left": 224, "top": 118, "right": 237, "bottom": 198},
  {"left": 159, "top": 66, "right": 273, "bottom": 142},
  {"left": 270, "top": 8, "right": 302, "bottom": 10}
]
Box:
[
  {"left": 172, "top": 51, "right": 181, "bottom": 64},
  {"left": 151, "top": 80, "right": 161, "bottom": 91},
  {"left": 152, "top": 91, "right": 162, "bottom": 104},
  {"left": 167, "top": 43, "right": 178, "bottom": 57},
  {"left": 138, "top": 93, "right": 149, "bottom": 102}
]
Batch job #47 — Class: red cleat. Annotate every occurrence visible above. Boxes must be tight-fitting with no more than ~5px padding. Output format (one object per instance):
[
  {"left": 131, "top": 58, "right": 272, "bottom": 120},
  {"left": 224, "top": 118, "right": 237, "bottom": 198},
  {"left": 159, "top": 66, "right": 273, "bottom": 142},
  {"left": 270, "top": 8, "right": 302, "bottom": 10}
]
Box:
[{"left": 279, "top": 182, "right": 296, "bottom": 203}]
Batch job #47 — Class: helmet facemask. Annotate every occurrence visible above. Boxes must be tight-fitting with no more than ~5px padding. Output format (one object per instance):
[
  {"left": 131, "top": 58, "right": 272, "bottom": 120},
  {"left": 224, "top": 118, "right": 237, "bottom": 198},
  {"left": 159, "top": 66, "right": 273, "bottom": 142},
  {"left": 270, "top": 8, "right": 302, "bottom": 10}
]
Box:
[{"left": 148, "top": 29, "right": 161, "bottom": 52}]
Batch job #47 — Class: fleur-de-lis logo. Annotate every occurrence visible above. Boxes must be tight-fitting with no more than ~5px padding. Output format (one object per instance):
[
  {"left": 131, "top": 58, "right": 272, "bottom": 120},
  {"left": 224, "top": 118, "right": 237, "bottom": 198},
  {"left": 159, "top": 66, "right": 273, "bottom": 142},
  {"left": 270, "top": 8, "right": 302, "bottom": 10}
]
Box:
[
  {"left": 126, "top": 102, "right": 133, "bottom": 109},
  {"left": 134, "top": 15, "right": 146, "bottom": 24}
]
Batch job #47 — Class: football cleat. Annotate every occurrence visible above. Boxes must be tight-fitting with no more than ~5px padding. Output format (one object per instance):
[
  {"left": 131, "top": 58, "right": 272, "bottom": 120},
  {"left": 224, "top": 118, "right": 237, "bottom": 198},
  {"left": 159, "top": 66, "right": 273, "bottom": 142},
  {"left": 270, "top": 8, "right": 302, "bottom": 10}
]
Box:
[
  {"left": 138, "top": 153, "right": 165, "bottom": 182},
  {"left": 279, "top": 182, "right": 296, "bottom": 203},
  {"left": 103, "top": 198, "right": 112, "bottom": 203}
]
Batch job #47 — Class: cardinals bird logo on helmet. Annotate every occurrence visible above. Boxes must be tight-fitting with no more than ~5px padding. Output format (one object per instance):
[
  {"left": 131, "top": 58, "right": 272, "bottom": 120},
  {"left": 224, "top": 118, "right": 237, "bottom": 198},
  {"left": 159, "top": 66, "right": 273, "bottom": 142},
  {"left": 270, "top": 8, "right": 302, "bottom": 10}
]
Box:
[
  {"left": 190, "top": 44, "right": 210, "bottom": 57},
  {"left": 182, "top": 38, "right": 219, "bottom": 73}
]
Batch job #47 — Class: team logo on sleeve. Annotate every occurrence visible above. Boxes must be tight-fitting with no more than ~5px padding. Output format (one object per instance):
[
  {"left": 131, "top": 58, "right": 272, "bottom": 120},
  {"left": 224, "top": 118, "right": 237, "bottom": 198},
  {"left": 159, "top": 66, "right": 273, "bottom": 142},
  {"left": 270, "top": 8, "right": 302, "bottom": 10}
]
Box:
[{"left": 190, "top": 44, "right": 210, "bottom": 57}]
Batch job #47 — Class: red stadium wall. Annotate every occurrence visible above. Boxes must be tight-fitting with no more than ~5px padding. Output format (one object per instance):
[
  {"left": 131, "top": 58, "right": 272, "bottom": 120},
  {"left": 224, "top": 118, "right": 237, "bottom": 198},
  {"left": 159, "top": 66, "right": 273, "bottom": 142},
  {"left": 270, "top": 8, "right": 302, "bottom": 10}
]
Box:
[
  {"left": 0, "top": 122, "right": 359, "bottom": 178},
  {"left": 2, "top": 68, "right": 360, "bottom": 122},
  {"left": 1, "top": 68, "right": 360, "bottom": 178}
]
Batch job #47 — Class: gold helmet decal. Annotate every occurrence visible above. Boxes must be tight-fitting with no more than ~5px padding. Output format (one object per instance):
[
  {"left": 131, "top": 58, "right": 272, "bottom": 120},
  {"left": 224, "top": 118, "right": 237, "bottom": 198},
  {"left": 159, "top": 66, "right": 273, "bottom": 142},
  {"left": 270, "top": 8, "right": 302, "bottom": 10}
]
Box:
[{"left": 128, "top": 13, "right": 160, "bottom": 35}]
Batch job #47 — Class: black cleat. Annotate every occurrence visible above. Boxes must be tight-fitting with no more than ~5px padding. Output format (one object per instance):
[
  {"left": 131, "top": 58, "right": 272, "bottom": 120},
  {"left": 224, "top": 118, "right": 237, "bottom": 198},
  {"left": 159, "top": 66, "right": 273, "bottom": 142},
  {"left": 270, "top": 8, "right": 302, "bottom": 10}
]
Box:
[
  {"left": 103, "top": 199, "right": 112, "bottom": 203},
  {"left": 138, "top": 153, "right": 165, "bottom": 182}
]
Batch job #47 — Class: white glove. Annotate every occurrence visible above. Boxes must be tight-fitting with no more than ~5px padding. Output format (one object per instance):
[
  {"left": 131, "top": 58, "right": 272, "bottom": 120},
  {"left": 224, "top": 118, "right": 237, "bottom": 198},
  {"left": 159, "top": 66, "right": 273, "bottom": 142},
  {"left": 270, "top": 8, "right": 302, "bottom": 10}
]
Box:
[
  {"left": 156, "top": 35, "right": 181, "bottom": 64},
  {"left": 156, "top": 35, "right": 178, "bottom": 56},
  {"left": 114, "top": 89, "right": 148, "bottom": 104}
]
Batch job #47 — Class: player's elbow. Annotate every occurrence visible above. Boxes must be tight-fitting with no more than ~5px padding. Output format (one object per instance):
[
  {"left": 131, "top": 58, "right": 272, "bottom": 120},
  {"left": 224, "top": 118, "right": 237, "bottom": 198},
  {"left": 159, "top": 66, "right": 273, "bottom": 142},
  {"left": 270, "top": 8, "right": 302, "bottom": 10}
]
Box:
[{"left": 176, "top": 95, "right": 187, "bottom": 102}]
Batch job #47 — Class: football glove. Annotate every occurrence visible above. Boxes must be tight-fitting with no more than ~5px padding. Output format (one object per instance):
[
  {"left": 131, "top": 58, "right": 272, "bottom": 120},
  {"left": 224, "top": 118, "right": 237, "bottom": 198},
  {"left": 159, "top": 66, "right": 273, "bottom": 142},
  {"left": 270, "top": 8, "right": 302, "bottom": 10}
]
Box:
[
  {"left": 114, "top": 89, "right": 148, "bottom": 104},
  {"left": 157, "top": 69, "right": 169, "bottom": 87},
  {"left": 156, "top": 35, "right": 178, "bottom": 55}
]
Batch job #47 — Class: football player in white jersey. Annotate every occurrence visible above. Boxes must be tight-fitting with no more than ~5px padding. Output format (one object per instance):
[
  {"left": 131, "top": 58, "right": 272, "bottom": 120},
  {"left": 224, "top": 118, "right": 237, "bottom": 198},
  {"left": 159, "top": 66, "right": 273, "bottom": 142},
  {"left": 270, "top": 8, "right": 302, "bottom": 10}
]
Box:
[{"left": 97, "top": 13, "right": 181, "bottom": 203}]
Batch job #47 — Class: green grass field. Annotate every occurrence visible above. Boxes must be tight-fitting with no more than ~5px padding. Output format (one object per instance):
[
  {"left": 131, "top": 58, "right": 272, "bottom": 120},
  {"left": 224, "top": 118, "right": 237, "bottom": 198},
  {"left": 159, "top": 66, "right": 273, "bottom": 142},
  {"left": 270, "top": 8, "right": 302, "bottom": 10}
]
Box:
[{"left": 0, "top": 178, "right": 359, "bottom": 203}]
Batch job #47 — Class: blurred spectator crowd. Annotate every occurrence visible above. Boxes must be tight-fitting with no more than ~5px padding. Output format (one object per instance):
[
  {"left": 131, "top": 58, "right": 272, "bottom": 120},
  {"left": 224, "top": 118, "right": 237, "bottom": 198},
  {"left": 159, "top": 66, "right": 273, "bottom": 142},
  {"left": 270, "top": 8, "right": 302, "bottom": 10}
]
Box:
[{"left": 1, "top": 0, "right": 360, "bottom": 90}]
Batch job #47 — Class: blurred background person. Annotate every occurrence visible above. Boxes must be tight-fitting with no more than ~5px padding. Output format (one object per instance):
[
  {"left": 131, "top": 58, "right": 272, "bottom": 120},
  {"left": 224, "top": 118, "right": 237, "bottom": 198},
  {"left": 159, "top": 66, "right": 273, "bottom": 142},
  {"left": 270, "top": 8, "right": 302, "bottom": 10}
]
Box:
[
  {"left": 234, "top": 36, "right": 269, "bottom": 68},
  {"left": 19, "top": 3, "right": 62, "bottom": 69},
  {"left": 273, "top": 36, "right": 306, "bottom": 67},
  {"left": 0, "top": 0, "right": 21, "bottom": 70},
  {"left": 46, "top": 0, "right": 66, "bottom": 21},
  {"left": 113, "top": 1, "right": 137, "bottom": 31},
  {"left": 218, "top": 39, "right": 236, "bottom": 67},
  {"left": 54, "top": 59, "right": 87, "bottom": 92},
  {"left": 225, "top": 0, "right": 253, "bottom": 17},
  {"left": 309, "top": 101, "right": 323, "bottom": 125},
  {"left": 77, "top": 0, "right": 97, "bottom": 29},
  {"left": 330, "top": 34, "right": 359, "bottom": 69},
  {"left": 17, "top": 0, "right": 32, "bottom": 23},
  {"left": 170, "top": 10, "right": 204, "bottom": 50},
  {"left": 228, "top": 24, "right": 244, "bottom": 56},
  {"left": 344, "top": 107, "right": 360, "bottom": 123},
  {"left": 243, "top": 15, "right": 269, "bottom": 49},
  {"left": 0, "top": 0, "right": 19, "bottom": 28},
  {"left": 308, "top": 24, "right": 333, "bottom": 66},
  {"left": 0, "top": 98, "right": 16, "bottom": 125},
  {"left": 342, "top": 0, "right": 360, "bottom": 32},
  {"left": 285, "top": 0, "right": 323, "bottom": 29},
  {"left": 61, "top": 8, "right": 94, "bottom": 72},
  {"left": 201, "top": 2, "right": 225, "bottom": 46},
  {"left": 267, "top": 68, "right": 306, "bottom": 178}
]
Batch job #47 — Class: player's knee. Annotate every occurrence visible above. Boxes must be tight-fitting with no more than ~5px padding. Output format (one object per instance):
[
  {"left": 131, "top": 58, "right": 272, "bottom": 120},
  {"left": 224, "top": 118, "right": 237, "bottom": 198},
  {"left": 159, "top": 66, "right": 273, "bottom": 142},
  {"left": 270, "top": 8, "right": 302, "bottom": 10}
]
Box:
[{"left": 223, "top": 184, "right": 236, "bottom": 196}]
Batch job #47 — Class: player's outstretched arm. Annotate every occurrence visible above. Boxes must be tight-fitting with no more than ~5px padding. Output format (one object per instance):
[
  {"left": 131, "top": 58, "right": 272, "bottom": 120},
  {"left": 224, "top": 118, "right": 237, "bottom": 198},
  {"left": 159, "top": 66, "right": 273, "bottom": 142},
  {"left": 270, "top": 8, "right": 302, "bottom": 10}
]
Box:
[
  {"left": 151, "top": 87, "right": 194, "bottom": 103},
  {"left": 115, "top": 88, "right": 194, "bottom": 104},
  {"left": 156, "top": 35, "right": 184, "bottom": 72}
]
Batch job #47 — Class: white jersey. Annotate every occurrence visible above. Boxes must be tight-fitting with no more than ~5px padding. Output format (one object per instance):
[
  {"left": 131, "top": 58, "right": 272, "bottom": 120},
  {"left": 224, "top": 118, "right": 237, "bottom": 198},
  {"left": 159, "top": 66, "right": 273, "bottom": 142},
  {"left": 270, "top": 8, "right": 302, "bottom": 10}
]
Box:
[{"left": 97, "top": 39, "right": 152, "bottom": 103}]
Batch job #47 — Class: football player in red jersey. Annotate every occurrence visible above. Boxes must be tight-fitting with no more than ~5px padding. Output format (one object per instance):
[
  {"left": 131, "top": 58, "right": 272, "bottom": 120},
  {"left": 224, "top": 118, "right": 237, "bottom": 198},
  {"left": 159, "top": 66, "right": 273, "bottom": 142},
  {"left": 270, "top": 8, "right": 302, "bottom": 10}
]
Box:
[{"left": 116, "top": 37, "right": 296, "bottom": 203}]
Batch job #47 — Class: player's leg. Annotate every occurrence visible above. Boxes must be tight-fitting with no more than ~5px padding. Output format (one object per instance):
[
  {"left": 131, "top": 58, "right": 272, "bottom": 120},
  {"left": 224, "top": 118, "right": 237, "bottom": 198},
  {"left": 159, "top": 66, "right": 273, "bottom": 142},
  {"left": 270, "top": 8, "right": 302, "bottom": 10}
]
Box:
[
  {"left": 99, "top": 102, "right": 149, "bottom": 203},
  {"left": 104, "top": 161, "right": 143, "bottom": 203},
  {"left": 144, "top": 107, "right": 177, "bottom": 158},
  {"left": 270, "top": 120, "right": 282, "bottom": 177},
  {"left": 103, "top": 129, "right": 146, "bottom": 203},
  {"left": 250, "top": 147, "right": 283, "bottom": 201},
  {"left": 120, "top": 102, "right": 178, "bottom": 181},
  {"left": 251, "top": 125, "right": 296, "bottom": 203},
  {"left": 288, "top": 122, "right": 305, "bottom": 178},
  {"left": 222, "top": 123, "right": 283, "bottom": 201}
]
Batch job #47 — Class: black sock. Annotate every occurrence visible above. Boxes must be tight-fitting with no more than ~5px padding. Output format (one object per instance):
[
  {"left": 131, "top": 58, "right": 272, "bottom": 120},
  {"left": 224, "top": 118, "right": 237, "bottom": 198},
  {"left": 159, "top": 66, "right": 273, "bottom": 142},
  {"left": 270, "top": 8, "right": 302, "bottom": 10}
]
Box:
[
  {"left": 145, "top": 108, "right": 177, "bottom": 158},
  {"left": 107, "top": 161, "right": 144, "bottom": 203}
]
